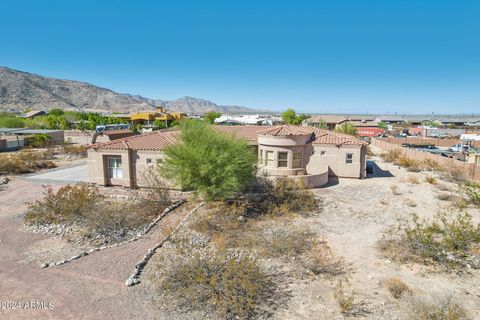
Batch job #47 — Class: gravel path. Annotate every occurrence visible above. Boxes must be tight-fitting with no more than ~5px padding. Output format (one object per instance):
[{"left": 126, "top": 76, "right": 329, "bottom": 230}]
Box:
[{"left": 0, "top": 178, "right": 195, "bottom": 320}]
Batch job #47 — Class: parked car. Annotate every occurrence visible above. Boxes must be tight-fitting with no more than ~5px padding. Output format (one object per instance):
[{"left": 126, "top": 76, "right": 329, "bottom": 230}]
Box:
[{"left": 448, "top": 144, "right": 473, "bottom": 153}]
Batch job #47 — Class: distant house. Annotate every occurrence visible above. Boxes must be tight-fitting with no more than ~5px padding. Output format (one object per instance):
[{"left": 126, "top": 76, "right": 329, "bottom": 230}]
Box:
[
  {"left": 303, "top": 115, "right": 349, "bottom": 130},
  {"left": 214, "top": 114, "right": 280, "bottom": 126},
  {"left": 375, "top": 116, "right": 405, "bottom": 124},
  {"left": 0, "top": 128, "right": 64, "bottom": 144},
  {"left": 19, "top": 110, "right": 46, "bottom": 118},
  {"left": 87, "top": 125, "right": 367, "bottom": 189},
  {"left": 348, "top": 118, "right": 384, "bottom": 137}
]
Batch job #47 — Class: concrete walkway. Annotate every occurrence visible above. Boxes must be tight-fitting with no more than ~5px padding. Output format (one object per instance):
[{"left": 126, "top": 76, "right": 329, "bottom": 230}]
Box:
[{"left": 23, "top": 162, "right": 88, "bottom": 185}]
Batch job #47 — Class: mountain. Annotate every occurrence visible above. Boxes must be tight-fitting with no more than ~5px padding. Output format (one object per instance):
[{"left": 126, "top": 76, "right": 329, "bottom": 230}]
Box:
[{"left": 0, "top": 66, "right": 262, "bottom": 114}]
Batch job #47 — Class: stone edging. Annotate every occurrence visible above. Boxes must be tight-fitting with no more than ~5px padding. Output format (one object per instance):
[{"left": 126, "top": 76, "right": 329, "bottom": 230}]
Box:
[
  {"left": 40, "top": 199, "right": 186, "bottom": 269},
  {"left": 125, "top": 201, "right": 205, "bottom": 286}
]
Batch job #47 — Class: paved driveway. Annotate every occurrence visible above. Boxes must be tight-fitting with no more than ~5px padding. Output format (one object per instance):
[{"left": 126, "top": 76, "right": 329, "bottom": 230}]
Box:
[{"left": 24, "top": 162, "right": 88, "bottom": 185}]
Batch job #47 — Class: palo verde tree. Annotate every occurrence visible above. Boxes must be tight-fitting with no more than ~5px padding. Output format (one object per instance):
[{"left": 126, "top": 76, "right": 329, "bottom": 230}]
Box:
[
  {"left": 160, "top": 120, "right": 256, "bottom": 201},
  {"left": 281, "top": 108, "right": 309, "bottom": 125},
  {"left": 203, "top": 111, "right": 222, "bottom": 124},
  {"left": 334, "top": 122, "right": 358, "bottom": 136}
]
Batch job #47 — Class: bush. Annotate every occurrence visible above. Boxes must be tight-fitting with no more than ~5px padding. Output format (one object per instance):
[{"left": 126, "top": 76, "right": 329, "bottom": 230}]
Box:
[
  {"left": 63, "top": 144, "right": 87, "bottom": 157},
  {"left": 25, "top": 133, "right": 53, "bottom": 148},
  {"left": 333, "top": 280, "right": 356, "bottom": 315},
  {"left": 0, "top": 150, "right": 55, "bottom": 174},
  {"left": 153, "top": 249, "right": 275, "bottom": 319},
  {"left": 440, "top": 164, "right": 470, "bottom": 183},
  {"left": 407, "top": 296, "right": 469, "bottom": 320},
  {"left": 379, "top": 211, "right": 480, "bottom": 269},
  {"left": 25, "top": 182, "right": 171, "bottom": 243},
  {"left": 461, "top": 182, "right": 480, "bottom": 207},
  {"left": 426, "top": 176, "right": 437, "bottom": 184},
  {"left": 382, "top": 277, "right": 410, "bottom": 299},
  {"left": 161, "top": 120, "right": 256, "bottom": 201},
  {"left": 302, "top": 241, "right": 346, "bottom": 276}
]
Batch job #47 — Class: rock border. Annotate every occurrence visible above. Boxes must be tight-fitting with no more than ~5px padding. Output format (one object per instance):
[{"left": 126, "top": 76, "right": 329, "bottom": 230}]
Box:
[
  {"left": 126, "top": 201, "right": 205, "bottom": 286},
  {"left": 40, "top": 199, "right": 186, "bottom": 269}
]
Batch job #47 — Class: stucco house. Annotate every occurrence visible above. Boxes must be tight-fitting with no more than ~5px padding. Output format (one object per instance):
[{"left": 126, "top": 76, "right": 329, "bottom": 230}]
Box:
[{"left": 87, "top": 125, "right": 367, "bottom": 189}]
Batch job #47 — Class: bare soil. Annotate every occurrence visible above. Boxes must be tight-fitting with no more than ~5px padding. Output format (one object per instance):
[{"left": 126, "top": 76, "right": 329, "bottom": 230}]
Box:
[{"left": 1, "top": 149, "right": 480, "bottom": 319}]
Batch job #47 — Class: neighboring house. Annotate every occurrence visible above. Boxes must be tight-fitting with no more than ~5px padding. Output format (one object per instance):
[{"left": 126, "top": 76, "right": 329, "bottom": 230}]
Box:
[
  {"left": 19, "top": 110, "right": 46, "bottom": 118},
  {"left": 0, "top": 128, "right": 64, "bottom": 144},
  {"left": 303, "top": 115, "right": 349, "bottom": 130},
  {"left": 374, "top": 116, "right": 405, "bottom": 124},
  {"left": 87, "top": 125, "right": 367, "bottom": 189},
  {"left": 214, "top": 114, "right": 281, "bottom": 126}
]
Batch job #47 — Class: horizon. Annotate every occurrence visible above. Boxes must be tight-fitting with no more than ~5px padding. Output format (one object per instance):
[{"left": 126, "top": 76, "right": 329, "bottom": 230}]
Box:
[{"left": 1, "top": 0, "right": 479, "bottom": 114}]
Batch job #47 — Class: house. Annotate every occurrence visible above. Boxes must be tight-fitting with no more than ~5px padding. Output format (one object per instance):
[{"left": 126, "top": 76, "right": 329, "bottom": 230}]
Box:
[
  {"left": 0, "top": 128, "right": 64, "bottom": 144},
  {"left": 375, "top": 116, "right": 405, "bottom": 124},
  {"left": 87, "top": 125, "right": 367, "bottom": 189},
  {"left": 214, "top": 114, "right": 281, "bottom": 126},
  {"left": 346, "top": 118, "right": 384, "bottom": 137},
  {"left": 303, "top": 115, "right": 349, "bottom": 130}
]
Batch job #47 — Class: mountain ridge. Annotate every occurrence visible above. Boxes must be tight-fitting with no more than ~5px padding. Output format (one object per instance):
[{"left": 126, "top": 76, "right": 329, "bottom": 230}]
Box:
[{"left": 0, "top": 66, "right": 265, "bottom": 114}]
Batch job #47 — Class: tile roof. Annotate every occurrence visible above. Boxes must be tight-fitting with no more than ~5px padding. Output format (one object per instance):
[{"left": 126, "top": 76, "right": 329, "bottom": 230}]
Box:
[
  {"left": 89, "top": 125, "right": 364, "bottom": 151},
  {"left": 306, "top": 115, "right": 349, "bottom": 124}
]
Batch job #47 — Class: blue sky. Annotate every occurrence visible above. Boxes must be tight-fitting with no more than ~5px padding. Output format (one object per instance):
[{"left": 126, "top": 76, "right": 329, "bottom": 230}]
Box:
[{"left": 1, "top": 0, "right": 479, "bottom": 114}]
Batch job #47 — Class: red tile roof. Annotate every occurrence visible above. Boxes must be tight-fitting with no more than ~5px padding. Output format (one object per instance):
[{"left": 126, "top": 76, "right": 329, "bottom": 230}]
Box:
[{"left": 89, "top": 125, "right": 364, "bottom": 151}]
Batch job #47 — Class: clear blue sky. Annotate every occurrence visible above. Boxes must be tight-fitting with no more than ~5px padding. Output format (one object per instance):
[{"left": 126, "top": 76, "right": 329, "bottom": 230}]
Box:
[{"left": 1, "top": 0, "right": 479, "bottom": 114}]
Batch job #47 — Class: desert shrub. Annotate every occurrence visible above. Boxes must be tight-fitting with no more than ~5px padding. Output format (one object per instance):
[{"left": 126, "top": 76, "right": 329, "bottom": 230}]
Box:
[
  {"left": 420, "top": 159, "right": 442, "bottom": 171},
  {"left": 381, "top": 149, "right": 403, "bottom": 163},
  {"left": 153, "top": 249, "right": 275, "bottom": 319},
  {"left": 25, "top": 133, "right": 53, "bottom": 148},
  {"left": 257, "top": 223, "right": 316, "bottom": 258},
  {"left": 390, "top": 185, "right": 401, "bottom": 195},
  {"left": 334, "top": 280, "right": 356, "bottom": 315},
  {"left": 426, "top": 176, "right": 437, "bottom": 184},
  {"left": 407, "top": 176, "right": 420, "bottom": 184},
  {"left": 25, "top": 181, "right": 171, "bottom": 242},
  {"left": 63, "top": 144, "right": 87, "bottom": 157},
  {"left": 461, "top": 182, "right": 480, "bottom": 207},
  {"left": 161, "top": 120, "right": 256, "bottom": 201},
  {"left": 397, "top": 156, "right": 419, "bottom": 169},
  {"left": 440, "top": 164, "right": 470, "bottom": 183},
  {"left": 379, "top": 211, "right": 480, "bottom": 268},
  {"left": 232, "top": 178, "right": 318, "bottom": 217},
  {"left": 302, "top": 241, "right": 346, "bottom": 276},
  {"left": 0, "top": 149, "right": 55, "bottom": 174},
  {"left": 382, "top": 277, "right": 410, "bottom": 299},
  {"left": 407, "top": 296, "right": 469, "bottom": 320}
]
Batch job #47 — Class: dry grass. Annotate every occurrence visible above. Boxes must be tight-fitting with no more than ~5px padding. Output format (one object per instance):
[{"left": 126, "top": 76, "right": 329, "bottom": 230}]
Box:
[
  {"left": 436, "top": 193, "right": 454, "bottom": 201},
  {"left": 333, "top": 280, "right": 356, "bottom": 315},
  {"left": 0, "top": 150, "right": 55, "bottom": 174},
  {"left": 25, "top": 180, "right": 171, "bottom": 243},
  {"left": 382, "top": 277, "right": 411, "bottom": 299},
  {"left": 390, "top": 185, "right": 401, "bottom": 195},
  {"left": 152, "top": 248, "right": 276, "bottom": 319},
  {"left": 62, "top": 144, "right": 87, "bottom": 157},
  {"left": 407, "top": 295, "right": 469, "bottom": 320},
  {"left": 461, "top": 182, "right": 480, "bottom": 207},
  {"left": 440, "top": 163, "right": 470, "bottom": 183},
  {"left": 302, "top": 241, "right": 347, "bottom": 276},
  {"left": 378, "top": 211, "right": 480, "bottom": 269},
  {"left": 421, "top": 159, "right": 442, "bottom": 171},
  {"left": 425, "top": 176, "right": 437, "bottom": 184},
  {"left": 407, "top": 176, "right": 420, "bottom": 184}
]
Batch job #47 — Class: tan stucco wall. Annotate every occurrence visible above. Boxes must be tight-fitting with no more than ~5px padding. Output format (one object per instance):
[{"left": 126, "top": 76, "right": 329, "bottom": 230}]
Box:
[
  {"left": 87, "top": 149, "right": 132, "bottom": 187},
  {"left": 307, "top": 144, "right": 365, "bottom": 178}
]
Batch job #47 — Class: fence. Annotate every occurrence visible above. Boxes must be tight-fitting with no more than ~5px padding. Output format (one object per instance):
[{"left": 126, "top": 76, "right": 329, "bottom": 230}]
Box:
[
  {"left": 371, "top": 138, "right": 480, "bottom": 182},
  {"left": 377, "top": 137, "right": 480, "bottom": 148}
]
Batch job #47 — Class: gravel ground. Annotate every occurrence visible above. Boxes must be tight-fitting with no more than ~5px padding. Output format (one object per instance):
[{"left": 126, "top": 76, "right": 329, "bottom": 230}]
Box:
[
  {"left": 0, "top": 177, "right": 195, "bottom": 320},
  {"left": 1, "top": 150, "right": 480, "bottom": 319}
]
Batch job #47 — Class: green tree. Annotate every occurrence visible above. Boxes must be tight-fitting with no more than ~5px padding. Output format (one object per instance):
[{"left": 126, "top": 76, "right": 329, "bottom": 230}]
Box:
[
  {"left": 160, "top": 120, "right": 256, "bottom": 201},
  {"left": 378, "top": 121, "right": 388, "bottom": 129},
  {"left": 335, "top": 122, "right": 358, "bottom": 136},
  {"left": 48, "top": 108, "right": 65, "bottom": 117},
  {"left": 0, "top": 116, "right": 25, "bottom": 128},
  {"left": 203, "top": 111, "right": 222, "bottom": 124},
  {"left": 281, "top": 108, "right": 309, "bottom": 125}
]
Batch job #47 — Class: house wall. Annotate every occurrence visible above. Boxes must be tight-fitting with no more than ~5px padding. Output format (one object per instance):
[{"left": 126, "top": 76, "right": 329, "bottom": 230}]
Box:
[
  {"left": 308, "top": 144, "right": 365, "bottom": 178},
  {"left": 87, "top": 149, "right": 132, "bottom": 187}
]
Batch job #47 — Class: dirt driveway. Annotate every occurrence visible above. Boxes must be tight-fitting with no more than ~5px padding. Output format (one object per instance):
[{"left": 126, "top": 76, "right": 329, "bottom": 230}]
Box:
[{"left": 0, "top": 177, "right": 192, "bottom": 320}]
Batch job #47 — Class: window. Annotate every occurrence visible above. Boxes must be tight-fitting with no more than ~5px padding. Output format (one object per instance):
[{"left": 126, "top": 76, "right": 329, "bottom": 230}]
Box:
[
  {"left": 107, "top": 157, "right": 123, "bottom": 179},
  {"left": 278, "top": 152, "right": 288, "bottom": 168},
  {"left": 265, "top": 151, "right": 274, "bottom": 167},
  {"left": 320, "top": 151, "right": 326, "bottom": 156},
  {"left": 292, "top": 152, "right": 302, "bottom": 168},
  {"left": 346, "top": 153, "right": 353, "bottom": 164},
  {"left": 259, "top": 149, "right": 263, "bottom": 164},
  {"left": 146, "top": 158, "right": 152, "bottom": 164}
]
